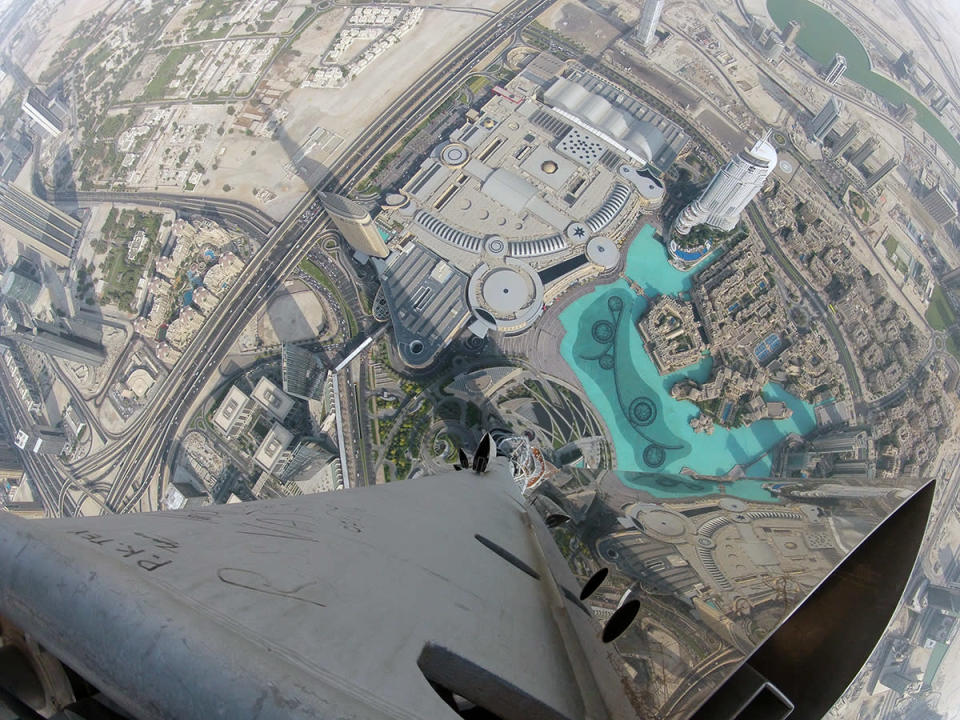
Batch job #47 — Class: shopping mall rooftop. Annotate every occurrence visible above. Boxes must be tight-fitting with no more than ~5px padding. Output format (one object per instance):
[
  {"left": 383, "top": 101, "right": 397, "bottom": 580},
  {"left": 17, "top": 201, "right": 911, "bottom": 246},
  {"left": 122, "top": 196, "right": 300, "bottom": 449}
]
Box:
[{"left": 372, "top": 57, "right": 688, "bottom": 367}]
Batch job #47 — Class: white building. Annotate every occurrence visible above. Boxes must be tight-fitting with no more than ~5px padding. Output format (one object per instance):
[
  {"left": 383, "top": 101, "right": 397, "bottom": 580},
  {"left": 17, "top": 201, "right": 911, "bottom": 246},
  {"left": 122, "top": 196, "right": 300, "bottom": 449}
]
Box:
[
  {"left": 636, "top": 0, "right": 665, "bottom": 50},
  {"left": 825, "top": 54, "right": 847, "bottom": 85},
  {"left": 674, "top": 134, "right": 777, "bottom": 234}
]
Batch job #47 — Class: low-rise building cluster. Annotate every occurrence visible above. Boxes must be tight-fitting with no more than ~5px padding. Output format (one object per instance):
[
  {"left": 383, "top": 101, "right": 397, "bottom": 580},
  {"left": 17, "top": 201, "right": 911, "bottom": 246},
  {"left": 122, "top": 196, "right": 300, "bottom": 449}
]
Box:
[
  {"left": 871, "top": 365, "right": 956, "bottom": 478},
  {"left": 133, "top": 219, "right": 244, "bottom": 357},
  {"left": 765, "top": 187, "right": 927, "bottom": 399},
  {"left": 308, "top": 7, "right": 423, "bottom": 88},
  {"left": 636, "top": 294, "right": 705, "bottom": 374}
]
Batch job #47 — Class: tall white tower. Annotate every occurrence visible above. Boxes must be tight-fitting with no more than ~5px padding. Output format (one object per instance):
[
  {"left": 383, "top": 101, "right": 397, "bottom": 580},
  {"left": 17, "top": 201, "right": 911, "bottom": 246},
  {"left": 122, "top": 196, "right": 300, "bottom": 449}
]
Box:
[
  {"left": 825, "top": 54, "right": 847, "bottom": 84},
  {"left": 674, "top": 133, "right": 778, "bottom": 235},
  {"left": 636, "top": 0, "right": 665, "bottom": 50}
]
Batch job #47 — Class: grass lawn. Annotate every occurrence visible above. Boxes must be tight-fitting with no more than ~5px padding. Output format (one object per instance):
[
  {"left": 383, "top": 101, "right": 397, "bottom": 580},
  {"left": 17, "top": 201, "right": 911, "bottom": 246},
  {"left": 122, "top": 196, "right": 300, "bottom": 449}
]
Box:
[
  {"left": 882, "top": 234, "right": 898, "bottom": 259},
  {"left": 947, "top": 331, "right": 960, "bottom": 362},
  {"left": 925, "top": 285, "right": 957, "bottom": 331},
  {"left": 139, "top": 47, "right": 194, "bottom": 101}
]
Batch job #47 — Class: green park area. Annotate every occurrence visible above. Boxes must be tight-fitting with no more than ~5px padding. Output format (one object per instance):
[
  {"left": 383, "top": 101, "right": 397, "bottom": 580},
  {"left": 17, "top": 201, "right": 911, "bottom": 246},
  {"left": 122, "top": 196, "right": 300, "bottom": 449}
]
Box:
[
  {"left": 848, "top": 191, "right": 870, "bottom": 223},
  {"left": 925, "top": 286, "right": 957, "bottom": 331},
  {"left": 882, "top": 234, "right": 909, "bottom": 275},
  {"left": 138, "top": 47, "right": 196, "bottom": 102},
  {"left": 948, "top": 331, "right": 960, "bottom": 362},
  {"left": 385, "top": 402, "right": 432, "bottom": 481},
  {"left": 98, "top": 209, "right": 163, "bottom": 311}
]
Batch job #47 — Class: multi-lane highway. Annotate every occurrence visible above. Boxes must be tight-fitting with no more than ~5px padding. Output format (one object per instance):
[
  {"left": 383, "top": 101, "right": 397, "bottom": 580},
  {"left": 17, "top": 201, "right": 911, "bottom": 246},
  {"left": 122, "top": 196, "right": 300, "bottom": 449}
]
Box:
[
  {"left": 52, "top": 191, "right": 276, "bottom": 238},
  {"left": 52, "top": 0, "right": 552, "bottom": 516}
]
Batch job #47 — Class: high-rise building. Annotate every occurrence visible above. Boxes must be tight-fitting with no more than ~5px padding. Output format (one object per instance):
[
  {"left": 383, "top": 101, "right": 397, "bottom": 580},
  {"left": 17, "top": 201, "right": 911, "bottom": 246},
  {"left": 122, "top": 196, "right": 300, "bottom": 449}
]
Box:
[
  {"left": 13, "top": 425, "right": 66, "bottom": 455},
  {"left": 0, "top": 180, "right": 81, "bottom": 266},
  {"left": 850, "top": 137, "right": 880, "bottom": 167},
  {"left": 0, "top": 132, "right": 32, "bottom": 181},
  {"left": 809, "top": 430, "right": 868, "bottom": 454},
  {"left": 865, "top": 158, "right": 898, "bottom": 190},
  {"left": 894, "top": 50, "right": 916, "bottom": 78},
  {"left": 251, "top": 377, "right": 294, "bottom": 422},
  {"left": 922, "top": 186, "right": 958, "bottom": 224},
  {"left": 674, "top": 133, "right": 778, "bottom": 234},
  {"left": 281, "top": 344, "right": 326, "bottom": 401},
  {"left": 932, "top": 94, "right": 951, "bottom": 114},
  {"left": 809, "top": 97, "right": 843, "bottom": 141},
  {"left": 761, "top": 34, "right": 785, "bottom": 63},
  {"left": 319, "top": 193, "right": 389, "bottom": 259},
  {"left": 636, "top": 0, "right": 664, "bottom": 50},
  {"left": 781, "top": 19, "right": 801, "bottom": 44},
  {"left": 0, "top": 258, "right": 41, "bottom": 306},
  {"left": 825, "top": 53, "right": 847, "bottom": 84},
  {"left": 212, "top": 385, "right": 256, "bottom": 438},
  {"left": 21, "top": 87, "right": 63, "bottom": 137},
  {"left": 279, "top": 439, "right": 336, "bottom": 484},
  {"left": 893, "top": 102, "right": 916, "bottom": 125},
  {"left": 832, "top": 121, "right": 860, "bottom": 157},
  {"left": 0, "top": 321, "right": 106, "bottom": 365}
]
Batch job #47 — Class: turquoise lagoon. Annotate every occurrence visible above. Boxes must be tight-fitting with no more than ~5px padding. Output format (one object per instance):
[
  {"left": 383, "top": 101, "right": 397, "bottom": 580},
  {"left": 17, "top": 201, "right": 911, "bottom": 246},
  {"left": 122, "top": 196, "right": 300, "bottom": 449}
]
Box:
[{"left": 558, "top": 226, "right": 816, "bottom": 484}]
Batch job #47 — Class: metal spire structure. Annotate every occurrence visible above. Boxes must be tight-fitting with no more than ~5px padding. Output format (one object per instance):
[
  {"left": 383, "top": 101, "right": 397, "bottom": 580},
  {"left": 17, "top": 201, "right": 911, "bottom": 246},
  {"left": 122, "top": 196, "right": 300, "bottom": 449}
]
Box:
[{"left": 0, "top": 457, "right": 935, "bottom": 720}]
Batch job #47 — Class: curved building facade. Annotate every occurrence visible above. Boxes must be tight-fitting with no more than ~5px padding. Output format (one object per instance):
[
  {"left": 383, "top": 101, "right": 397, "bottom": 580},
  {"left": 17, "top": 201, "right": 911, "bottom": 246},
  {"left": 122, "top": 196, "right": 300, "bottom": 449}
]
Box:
[
  {"left": 320, "top": 192, "right": 389, "bottom": 258},
  {"left": 674, "top": 135, "right": 777, "bottom": 235}
]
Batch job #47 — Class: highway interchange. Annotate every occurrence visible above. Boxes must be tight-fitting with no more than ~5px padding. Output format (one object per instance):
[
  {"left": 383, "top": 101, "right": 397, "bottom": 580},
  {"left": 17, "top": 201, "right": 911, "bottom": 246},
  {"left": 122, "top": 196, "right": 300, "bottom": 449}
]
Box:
[
  {"left": 5, "top": 0, "right": 954, "bottom": 517},
  {"left": 15, "top": 0, "right": 554, "bottom": 516}
]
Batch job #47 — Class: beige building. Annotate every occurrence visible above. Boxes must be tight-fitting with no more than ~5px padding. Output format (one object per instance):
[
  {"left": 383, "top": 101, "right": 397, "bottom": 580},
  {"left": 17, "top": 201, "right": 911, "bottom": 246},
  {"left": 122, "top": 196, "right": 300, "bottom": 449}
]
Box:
[
  {"left": 636, "top": 295, "right": 705, "bottom": 374},
  {"left": 320, "top": 193, "right": 389, "bottom": 258},
  {"left": 212, "top": 386, "right": 256, "bottom": 438},
  {"left": 254, "top": 423, "right": 294, "bottom": 473}
]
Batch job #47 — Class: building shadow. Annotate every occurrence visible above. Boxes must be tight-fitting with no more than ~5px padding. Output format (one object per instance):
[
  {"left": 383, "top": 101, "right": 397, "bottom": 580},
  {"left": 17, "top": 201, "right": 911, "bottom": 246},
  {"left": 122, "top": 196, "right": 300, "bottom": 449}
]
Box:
[
  {"left": 264, "top": 286, "right": 315, "bottom": 345},
  {"left": 272, "top": 122, "right": 337, "bottom": 194}
]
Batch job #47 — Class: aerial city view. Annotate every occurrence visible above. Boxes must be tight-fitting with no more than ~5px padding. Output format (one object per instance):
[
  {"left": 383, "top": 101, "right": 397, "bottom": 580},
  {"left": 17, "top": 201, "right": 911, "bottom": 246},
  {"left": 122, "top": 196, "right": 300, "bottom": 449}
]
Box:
[{"left": 1, "top": 0, "right": 960, "bottom": 717}]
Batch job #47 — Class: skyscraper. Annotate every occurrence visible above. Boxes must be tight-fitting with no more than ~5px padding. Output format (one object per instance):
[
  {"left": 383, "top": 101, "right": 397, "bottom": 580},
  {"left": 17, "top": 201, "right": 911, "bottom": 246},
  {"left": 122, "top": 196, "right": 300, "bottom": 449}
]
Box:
[
  {"left": 635, "top": 0, "right": 664, "bottom": 50},
  {"left": 832, "top": 121, "right": 860, "bottom": 157},
  {"left": 0, "top": 180, "right": 81, "bottom": 266},
  {"left": 0, "top": 321, "right": 106, "bottom": 365},
  {"left": 932, "top": 94, "right": 951, "bottom": 113},
  {"left": 21, "top": 87, "right": 63, "bottom": 138},
  {"left": 761, "top": 34, "right": 785, "bottom": 63},
  {"left": 0, "top": 258, "right": 41, "bottom": 306},
  {"left": 13, "top": 425, "right": 66, "bottom": 455},
  {"left": 921, "top": 186, "right": 958, "bottom": 224},
  {"left": 865, "top": 157, "right": 898, "bottom": 190},
  {"left": 850, "top": 137, "right": 880, "bottom": 167},
  {"left": 674, "top": 133, "right": 778, "bottom": 234},
  {"left": 809, "top": 97, "right": 843, "bottom": 141},
  {"left": 281, "top": 343, "right": 326, "bottom": 400},
  {"left": 319, "top": 192, "right": 389, "bottom": 259},
  {"left": 825, "top": 53, "right": 847, "bottom": 84},
  {"left": 781, "top": 19, "right": 801, "bottom": 44}
]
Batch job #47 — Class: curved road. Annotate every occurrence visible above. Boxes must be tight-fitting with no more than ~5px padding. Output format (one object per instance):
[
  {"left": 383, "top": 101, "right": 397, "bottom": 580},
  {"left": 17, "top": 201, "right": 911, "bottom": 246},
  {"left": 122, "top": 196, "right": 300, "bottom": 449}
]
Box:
[{"left": 56, "top": 0, "right": 553, "bottom": 516}]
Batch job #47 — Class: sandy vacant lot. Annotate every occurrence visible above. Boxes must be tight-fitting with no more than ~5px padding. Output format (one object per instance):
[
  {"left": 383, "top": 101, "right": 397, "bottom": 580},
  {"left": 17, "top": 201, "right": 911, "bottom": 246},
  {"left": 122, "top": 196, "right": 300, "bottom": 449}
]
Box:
[
  {"left": 203, "top": 0, "right": 511, "bottom": 217},
  {"left": 21, "top": 0, "right": 122, "bottom": 82},
  {"left": 258, "top": 288, "right": 326, "bottom": 344},
  {"left": 538, "top": 0, "right": 624, "bottom": 55}
]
